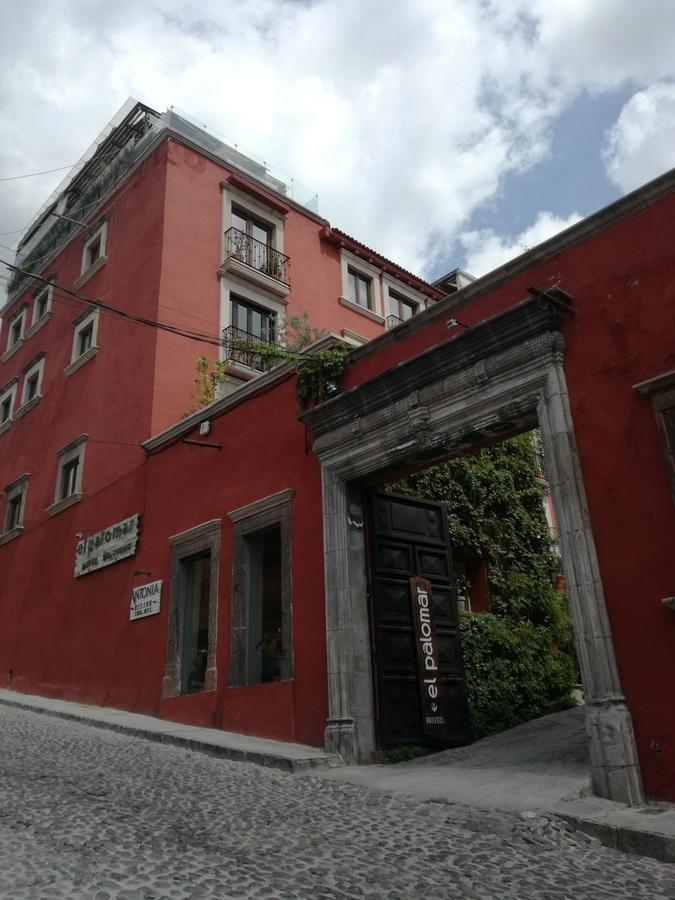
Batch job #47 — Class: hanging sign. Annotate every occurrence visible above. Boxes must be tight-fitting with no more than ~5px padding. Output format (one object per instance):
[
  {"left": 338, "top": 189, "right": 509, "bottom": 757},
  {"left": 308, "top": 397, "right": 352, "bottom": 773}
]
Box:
[
  {"left": 74, "top": 513, "right": 141, "bottom": 577},
  {"left": 409, "top": 576, "right": 450, "bottom": 740},
  {"left": 130, "top": 580, "right": 162, "bottom": 621}
]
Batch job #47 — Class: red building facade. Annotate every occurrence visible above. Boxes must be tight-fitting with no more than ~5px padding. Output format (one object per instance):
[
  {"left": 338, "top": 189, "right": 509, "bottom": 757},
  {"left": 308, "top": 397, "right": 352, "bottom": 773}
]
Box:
[{"left": 1, "top": 101, "right": 674, "bottom": 804}]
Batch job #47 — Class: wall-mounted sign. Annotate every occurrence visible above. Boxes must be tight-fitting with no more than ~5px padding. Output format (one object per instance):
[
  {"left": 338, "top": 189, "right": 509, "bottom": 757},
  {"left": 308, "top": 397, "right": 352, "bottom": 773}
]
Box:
[
  {"left": 409, "top": 576, "right": 450, "bottom": 741},
  {"left": 130, "top": 580, "right": 162, "bottom": 621},
  {"left": 74, "top": 513, "right": 141, "bottom": 578}
]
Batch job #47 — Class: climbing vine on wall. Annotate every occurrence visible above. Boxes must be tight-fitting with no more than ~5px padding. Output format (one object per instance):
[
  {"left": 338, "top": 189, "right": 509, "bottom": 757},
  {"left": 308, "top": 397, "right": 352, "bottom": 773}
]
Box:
[{"left": 184, "top": 312, "right": 350, "bottom": 415}]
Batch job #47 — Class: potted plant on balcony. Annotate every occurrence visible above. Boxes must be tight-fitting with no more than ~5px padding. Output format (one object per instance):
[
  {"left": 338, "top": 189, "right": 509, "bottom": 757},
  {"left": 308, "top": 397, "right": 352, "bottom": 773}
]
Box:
[
  {"left": 261, "top": 255, "right": 283, "bottom": 281},
  {"left": 231, "top": 235, "right": 247, "bottom": 262}
]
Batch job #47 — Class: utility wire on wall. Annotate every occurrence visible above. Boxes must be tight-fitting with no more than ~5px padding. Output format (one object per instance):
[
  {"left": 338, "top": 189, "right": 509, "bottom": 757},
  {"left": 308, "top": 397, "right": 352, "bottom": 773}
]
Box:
[{"left": 0, "top": 260, "right": 317, "bottom": 358}]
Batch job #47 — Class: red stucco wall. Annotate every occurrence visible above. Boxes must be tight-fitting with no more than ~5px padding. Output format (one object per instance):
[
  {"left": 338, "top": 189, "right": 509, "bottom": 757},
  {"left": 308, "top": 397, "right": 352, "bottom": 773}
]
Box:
[
  {"left": 0, "top": 145, "right": 168, "bottom": 529},
  {"left": 2, "top": 131, "right": 674, "bottom": 799},
  {"left": 0, "top": 374, "right": 328, "bottom": 746}
]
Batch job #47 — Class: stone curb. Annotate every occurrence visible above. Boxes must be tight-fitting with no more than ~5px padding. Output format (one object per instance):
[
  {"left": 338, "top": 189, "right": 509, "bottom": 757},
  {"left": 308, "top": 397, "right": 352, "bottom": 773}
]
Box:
[
  {"left": 0, "top": 694, "right": 343, "bottom": 774},
  {"left": 552, "top": 810, "right": 675, "bottom": 864}
]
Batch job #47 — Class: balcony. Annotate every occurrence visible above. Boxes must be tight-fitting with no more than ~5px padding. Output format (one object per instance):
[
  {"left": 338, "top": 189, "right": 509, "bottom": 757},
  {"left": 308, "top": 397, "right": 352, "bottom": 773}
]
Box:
[
  {"left": 385, "top": 314, "right": 403, "bottom": 330},
  {"left": 220, "top": 227, "right": 291, "bottom": 298},
  {"left": 221, "top": 325, "right": 280, "bottom": 375}
]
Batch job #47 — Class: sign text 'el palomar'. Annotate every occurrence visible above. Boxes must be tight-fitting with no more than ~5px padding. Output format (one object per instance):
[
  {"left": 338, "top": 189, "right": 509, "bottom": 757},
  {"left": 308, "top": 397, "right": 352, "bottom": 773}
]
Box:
[
  {"left": 74, "top": 513, "right": 141, "bottom": 577},
  {"left": 409, "top": 575, "right": 450, "bottom": 740}
]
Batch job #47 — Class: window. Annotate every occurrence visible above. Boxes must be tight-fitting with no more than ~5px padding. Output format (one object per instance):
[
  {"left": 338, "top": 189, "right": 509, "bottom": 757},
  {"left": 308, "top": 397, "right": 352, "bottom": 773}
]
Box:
[
  {"left": 2, "top": 474, "right": 29, "bottom": 540},
  {"left": 19, "top": 353, "right": 46, "bottom": 411},
  {"left": 4, "top": 305, "right": 27, "bottom": 356},
  {"left": 164, "top": 520, "right": 221, "bottom": 698},
  {"left": 67, "top": 308, "right": 99, "bottom": 373},
  {"left": 347, "top": 268, "right": 372, "bottom": 310},
  {"left": 80, "top": 221, "right": 107, "bottom": 276},
  {"left": 47, "top": 434, "right": 87, "bottom": 515},
  {"left": 388, "top": 291, "right": 417, "bottom": 323},
  {"left": 78, "top": 321, "right": 94, "bottom": 356},
  {"left": 6, "top": 495, "right": 22, "bottom": 531},
  {"left": 338, "top": 251, "right": 383, "bottom": 321},
  {"left": 245, "top": 525, "right": 283, "bottom": 683},
  {"left": 32, "top": 283, "right": 52, "bottom": 325},
  {"left": 635, "top": 371, "right": 675, "bottom": 505},
  {"left": 60, "top": 458, "right": 79, "bottom": 499},
  {"left": 227, "top": 295, "right": 277, "bottom": 372},
  {"left": 180, "top": 552, "right": 212, "bottom": 694},
  {"left": 0, "top": 379, "right": 18, "bottom": 429},
  {"left": 231, "top": 295, "right": 276, "bottom": 343},
  {"left": 232, "top": 208, "right": 272, "bottom": 250},
  {"left": 85, "top": 235, "right": 102, "bottom": 270},
  {"left": 228, "top": 489, "right": 293, "bottom": 687}
]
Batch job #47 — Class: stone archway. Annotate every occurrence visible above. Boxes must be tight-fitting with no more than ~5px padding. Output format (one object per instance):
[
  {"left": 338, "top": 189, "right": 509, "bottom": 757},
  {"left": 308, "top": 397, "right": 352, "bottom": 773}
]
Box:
[{"left": 303, "top": 289, "right": 645, "bottom": 806}]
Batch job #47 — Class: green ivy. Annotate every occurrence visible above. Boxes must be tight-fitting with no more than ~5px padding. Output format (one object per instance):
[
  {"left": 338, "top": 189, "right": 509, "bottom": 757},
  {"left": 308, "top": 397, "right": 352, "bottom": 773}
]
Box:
[
  {"left": 390, "top": 432, "right": 576, "bottom": 738},
  {"left": 459, "top": 612, "right": 576, "bottom": 739},
  {"left": 185, "top": 319, "right": 350, "bottom": 414},
  {"left": 294, "top": 344, "right": 351, "bottom": 408}
]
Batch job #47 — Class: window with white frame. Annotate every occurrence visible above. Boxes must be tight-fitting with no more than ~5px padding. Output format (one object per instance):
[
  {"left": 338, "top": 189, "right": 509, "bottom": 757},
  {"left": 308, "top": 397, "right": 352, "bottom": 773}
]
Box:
[
  {"left": 0, "top": 379, "right": 18, "bottom": 427},
  {"left": 2, "top": 474, "right": 29, "bottom": 537},
  {"left": 70, "top": 308, "right": 99, "bottom": 366},
  {"left": 49, "top": 435, "right": 87, "bottom": 514},
  {"left": 20, "top": 353, "right": 46, "bottom": 408},
  {"left": 338, "top": 250, "right": 383, "bottom": 320},
  {"left": 32, "top": 282, "right": 53, "bottom": 325},
  {"left": 387, "top": 290, "right": 417, "bottom": 323},
  {"left": 220, "top": 184, "right": 290, "bottom": 342},
  {"left": 5, "top": 305, "right": 27, "bottom": 354},
  {"left": 346, "top": 268, "right": 373, "bottom": 310},
  {"left": 80, "top": 220, "right": 107, "bottom": 276}
]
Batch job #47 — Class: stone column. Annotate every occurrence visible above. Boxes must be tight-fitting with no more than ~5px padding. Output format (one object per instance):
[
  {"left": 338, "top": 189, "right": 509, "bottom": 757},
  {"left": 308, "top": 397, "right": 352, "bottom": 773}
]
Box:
[{"left": 538, "top": 359, "right": 644, "bottom": 804}]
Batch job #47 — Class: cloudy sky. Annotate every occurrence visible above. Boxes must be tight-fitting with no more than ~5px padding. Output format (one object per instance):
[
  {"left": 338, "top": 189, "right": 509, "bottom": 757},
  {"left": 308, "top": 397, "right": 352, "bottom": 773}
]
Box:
[{"left": 2, "top": 0, "right": 675, "bottom": 293}]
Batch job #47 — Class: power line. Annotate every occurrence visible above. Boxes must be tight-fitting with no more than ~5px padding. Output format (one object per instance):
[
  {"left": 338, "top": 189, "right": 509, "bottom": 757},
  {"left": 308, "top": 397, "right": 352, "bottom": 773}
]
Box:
[
  {"left": 0, "top": 261, "right": 316, "bottom": 359},
  {"left": 0, "top": 149, "right": 126, "bottom": 183}
]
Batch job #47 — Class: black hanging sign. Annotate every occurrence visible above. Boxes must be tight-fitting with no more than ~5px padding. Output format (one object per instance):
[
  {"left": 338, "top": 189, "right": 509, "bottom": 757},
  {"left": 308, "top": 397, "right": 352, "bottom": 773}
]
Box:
[{"left": 409, "top": 576, "right": 450, "bottom": 740}]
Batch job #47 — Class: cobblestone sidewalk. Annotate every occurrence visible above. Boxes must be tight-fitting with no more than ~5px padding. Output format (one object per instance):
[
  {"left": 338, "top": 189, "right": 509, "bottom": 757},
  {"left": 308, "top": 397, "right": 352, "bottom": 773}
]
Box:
[{"left": 0, "top": 704, "right": 673, "bottom": 899}]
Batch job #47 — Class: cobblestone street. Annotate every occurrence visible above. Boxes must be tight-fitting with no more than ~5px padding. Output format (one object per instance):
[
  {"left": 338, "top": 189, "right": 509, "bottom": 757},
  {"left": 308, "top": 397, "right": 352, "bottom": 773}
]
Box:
[{"left": 0, "top": 705, "right": 674, "bottom": 899}]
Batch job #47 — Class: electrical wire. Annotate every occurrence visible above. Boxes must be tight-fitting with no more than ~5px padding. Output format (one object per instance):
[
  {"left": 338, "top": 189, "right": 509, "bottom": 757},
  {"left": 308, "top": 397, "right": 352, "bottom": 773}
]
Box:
[
  {"left": 0, "top": 149, "right": 129, "bottom": 183},
  {"left": 0, "top": 261, "right": 316, "bottom": 358}
]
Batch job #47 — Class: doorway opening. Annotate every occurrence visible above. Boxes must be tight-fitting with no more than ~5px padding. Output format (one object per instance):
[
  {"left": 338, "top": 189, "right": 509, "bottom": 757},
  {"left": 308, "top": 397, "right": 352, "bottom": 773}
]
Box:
[
  {"left": 363, "top": 429, "right": 578, "bottom": 766},
  {"left": 303, "top": 288, "right": 644, "bottom": 804}
]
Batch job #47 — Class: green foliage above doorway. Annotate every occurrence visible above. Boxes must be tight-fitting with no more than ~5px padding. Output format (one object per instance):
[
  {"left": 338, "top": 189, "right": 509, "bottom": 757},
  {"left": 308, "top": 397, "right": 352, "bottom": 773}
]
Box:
[{"left": 389, "top": 432, "right": 576, "bottom": 739}]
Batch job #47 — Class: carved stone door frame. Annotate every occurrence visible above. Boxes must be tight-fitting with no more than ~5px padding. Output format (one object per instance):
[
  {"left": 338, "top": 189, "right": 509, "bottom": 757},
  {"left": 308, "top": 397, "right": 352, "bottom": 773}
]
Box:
[{"left": 303, "top": 291, "right": 645, "bottom": 805}]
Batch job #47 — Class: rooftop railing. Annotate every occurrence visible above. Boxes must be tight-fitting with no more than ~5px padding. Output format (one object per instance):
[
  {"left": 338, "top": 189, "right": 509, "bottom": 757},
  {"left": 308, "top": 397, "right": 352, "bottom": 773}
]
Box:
[{"left": 223, "top": 227, "right": 291, "bottom": 288}]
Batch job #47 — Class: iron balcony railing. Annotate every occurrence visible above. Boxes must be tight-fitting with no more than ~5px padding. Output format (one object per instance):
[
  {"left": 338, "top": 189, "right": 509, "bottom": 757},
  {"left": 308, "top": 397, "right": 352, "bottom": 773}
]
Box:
[
  {"left": 222, "top": 325, "right": 280, "bottom": 373},
  {"left": 223, "top": 227, "right": 291, "bottom": 287}
]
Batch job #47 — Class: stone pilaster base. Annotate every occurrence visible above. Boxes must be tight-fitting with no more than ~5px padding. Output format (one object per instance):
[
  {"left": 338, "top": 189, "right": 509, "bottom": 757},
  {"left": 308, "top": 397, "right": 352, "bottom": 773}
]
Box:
[{"left": 586, "top": 701, "right": 645, "bottom": 805}]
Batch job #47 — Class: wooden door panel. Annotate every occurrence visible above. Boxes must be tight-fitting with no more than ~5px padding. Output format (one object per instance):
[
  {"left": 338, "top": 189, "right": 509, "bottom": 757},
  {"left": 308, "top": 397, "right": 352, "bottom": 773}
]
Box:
[
  {"left": 368, "top": 490, "right": 471, "bottom": 749},
  {"left": 378, "top": 625, "right": 418, "bottom": 671},
  {"left": 415, "top": 546, "right": 451, "bottom": 581},
  {"left": 374, "top": 578, "right": 412, "bottom": 621},
  {"left": 378, "top": 677, "right": 421, "bottom": 745},
  {"left": 374, "top": 541, "right": 414, "bottom": 576}
]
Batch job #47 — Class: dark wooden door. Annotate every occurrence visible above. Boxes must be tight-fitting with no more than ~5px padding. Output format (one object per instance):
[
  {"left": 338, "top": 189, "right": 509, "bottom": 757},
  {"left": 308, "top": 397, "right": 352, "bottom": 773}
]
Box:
[{"left": 367, "top": 490, "right": 471, "bottom": 749}]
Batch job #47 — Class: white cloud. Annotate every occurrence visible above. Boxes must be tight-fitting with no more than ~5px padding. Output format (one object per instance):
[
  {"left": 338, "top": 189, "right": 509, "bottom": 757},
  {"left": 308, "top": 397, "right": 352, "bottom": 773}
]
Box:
[
  {"left": 1, "top": 0, "right": 675, "bottom": 295},
  {"left": 460, "top": 211, "right": 583, "bottom": 278},
  {"left": 603, "top": 81, "right": 675, "bottom": 192}
]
